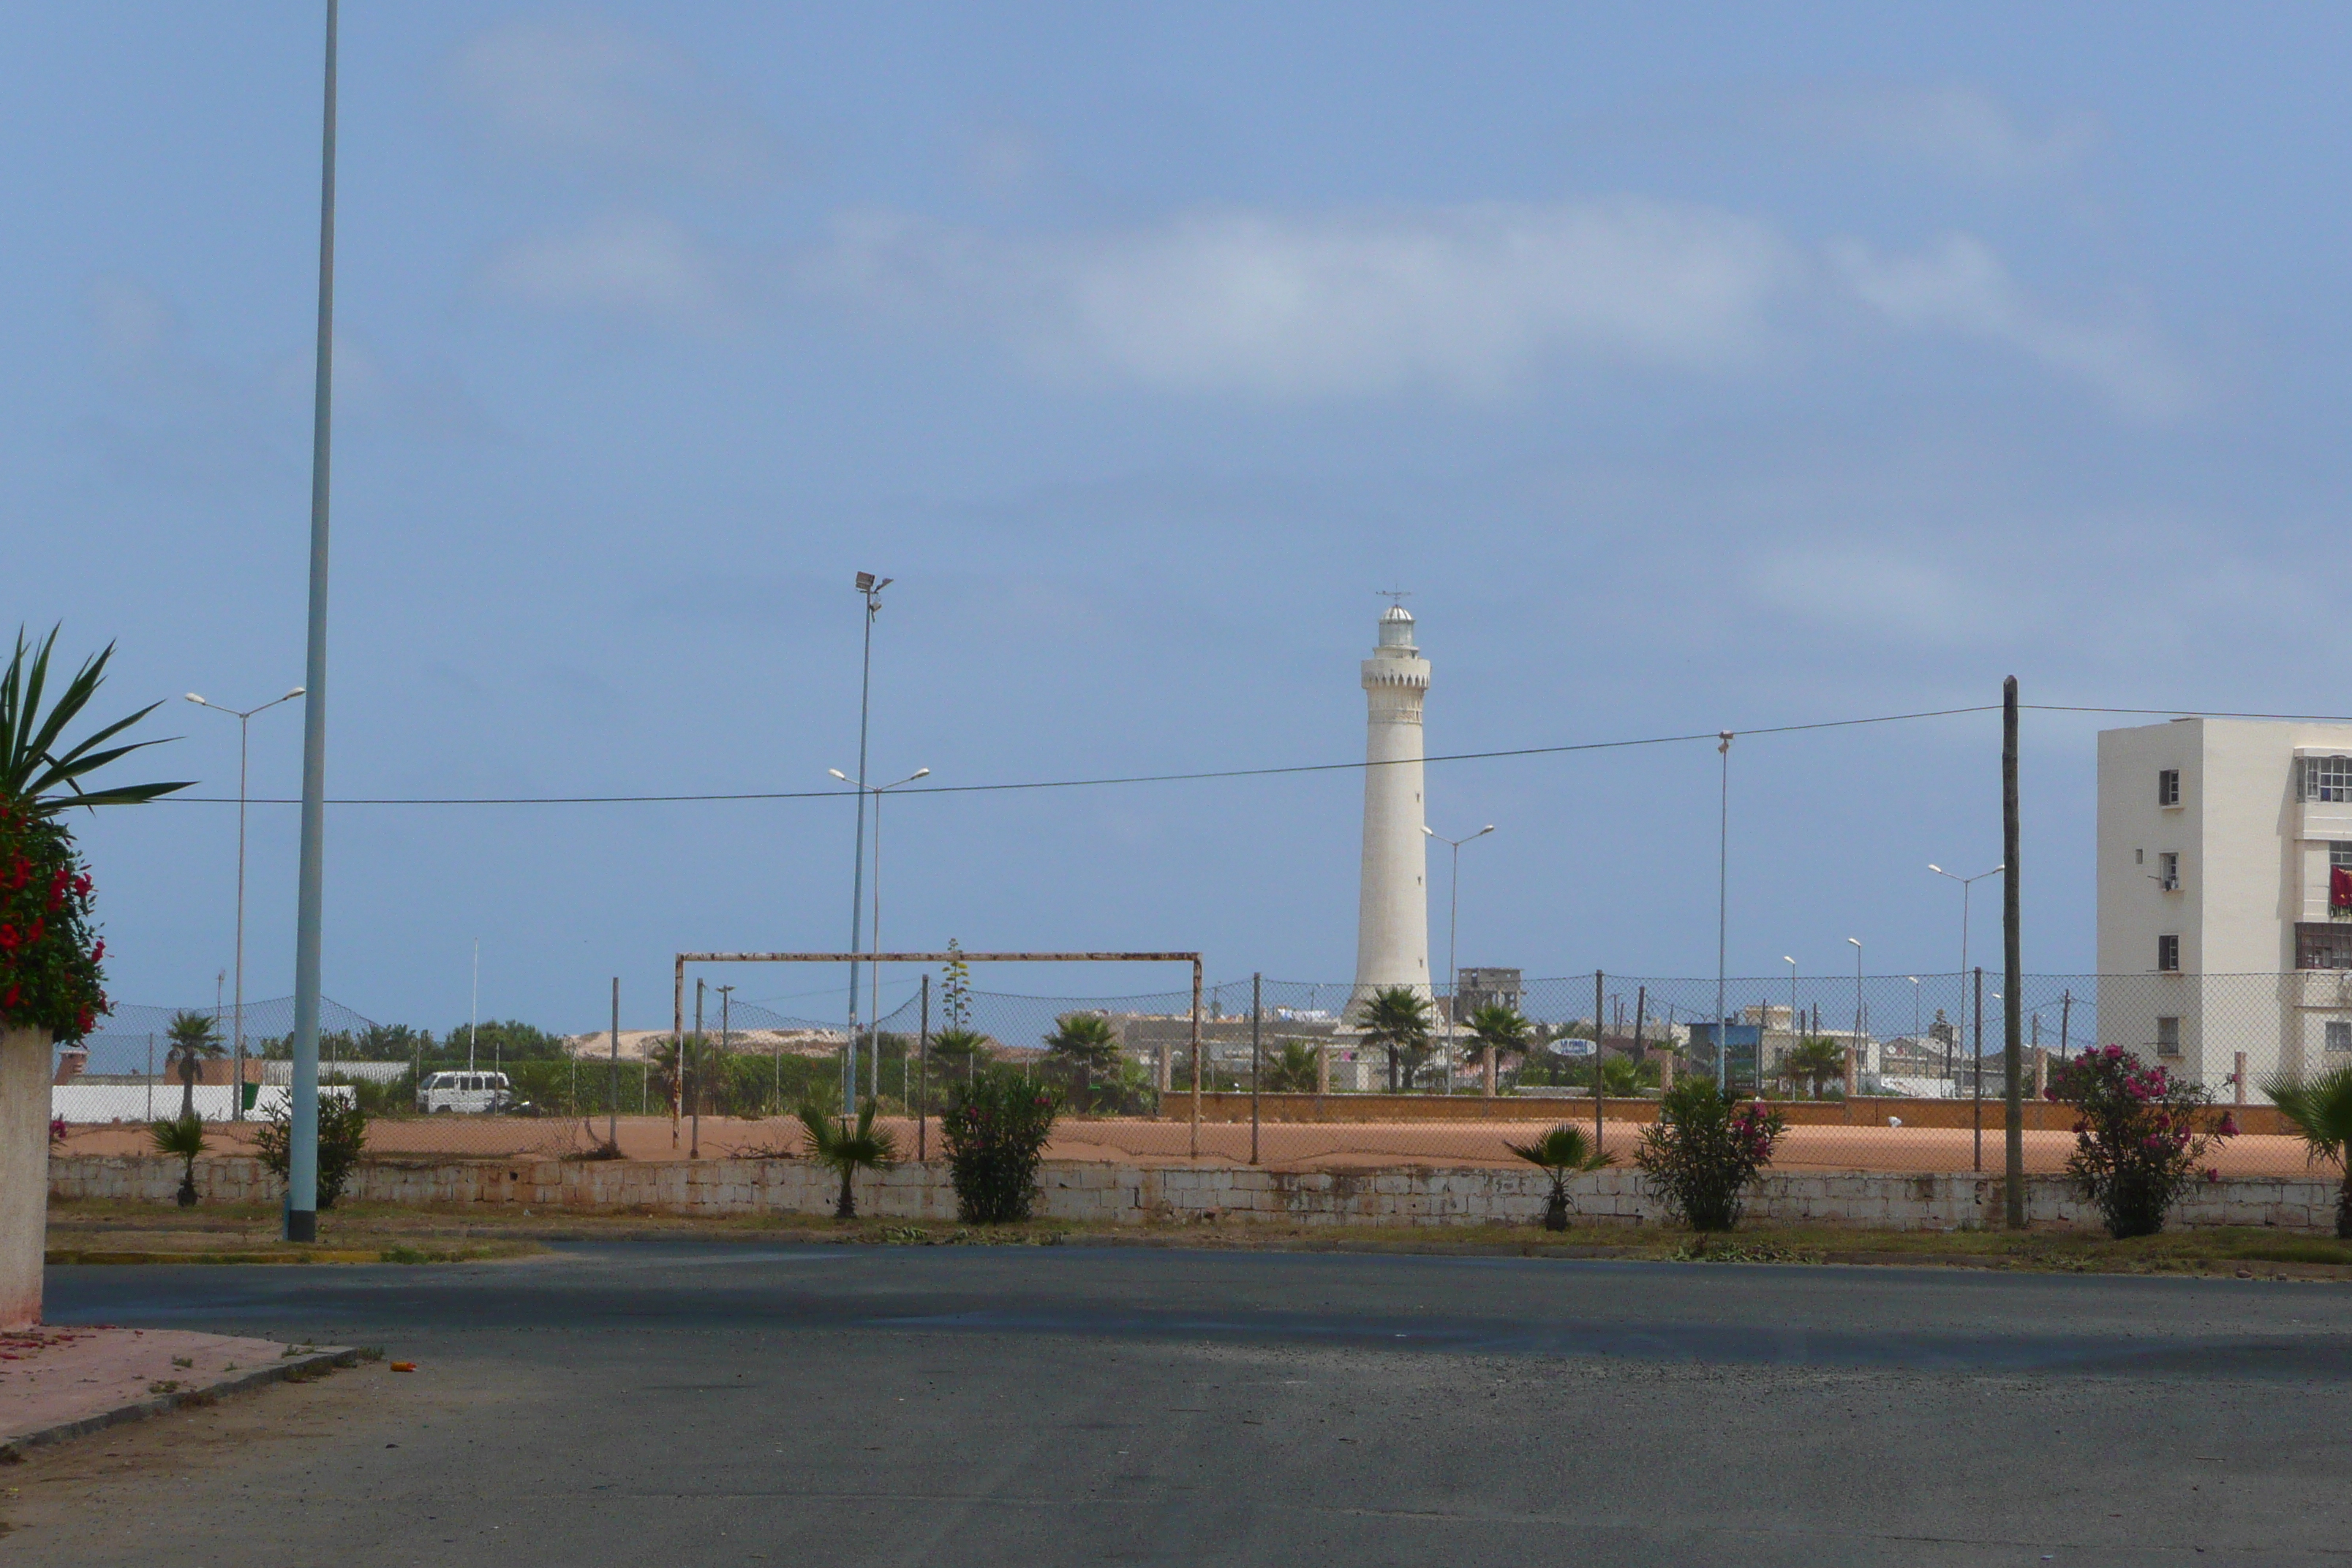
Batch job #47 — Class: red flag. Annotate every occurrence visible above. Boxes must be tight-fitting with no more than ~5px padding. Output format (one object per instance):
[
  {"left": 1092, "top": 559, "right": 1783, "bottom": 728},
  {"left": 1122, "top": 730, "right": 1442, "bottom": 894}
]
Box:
[{"left": 2332, "top": 865, "right": 2352, "bottom": 911}]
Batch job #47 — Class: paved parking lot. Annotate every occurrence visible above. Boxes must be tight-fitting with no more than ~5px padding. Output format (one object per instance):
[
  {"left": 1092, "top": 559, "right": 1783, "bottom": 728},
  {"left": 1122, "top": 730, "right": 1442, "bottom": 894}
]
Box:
[{"left": 8, "top": 1242, "right": 2351, "bottom": 1566}]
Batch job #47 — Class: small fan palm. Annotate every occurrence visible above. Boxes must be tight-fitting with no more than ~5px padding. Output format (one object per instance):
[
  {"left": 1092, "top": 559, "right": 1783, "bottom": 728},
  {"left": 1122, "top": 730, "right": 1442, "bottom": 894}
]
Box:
[
  {"left": 2267, "top": 1065, "right": 2352, "bottom": 1238},
  {"left": 798, "top": 1098, "right": 899, "bottom": 1219},
  {"left": 1505, "top": 1123, "right": 1616, "bottom": 1232},
  {"left": 164, "top": 1009, "right": 224, "bottom": 1122},
  {"left": 1262, "top": 1040, "right": 1321, "bottom": 1093},
  {"left": 149, "top": 1115, "right": 208, "bottom": 1207},
  {"left": 1044, "top": 1012, "right": 1121, "bottom": 1112}
]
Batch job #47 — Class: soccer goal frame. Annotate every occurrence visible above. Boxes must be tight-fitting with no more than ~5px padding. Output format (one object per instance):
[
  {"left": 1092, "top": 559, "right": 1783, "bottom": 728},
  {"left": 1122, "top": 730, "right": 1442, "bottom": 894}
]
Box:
[{"left": 672, "top": 951, "right": 1207, "bottom": 1157}]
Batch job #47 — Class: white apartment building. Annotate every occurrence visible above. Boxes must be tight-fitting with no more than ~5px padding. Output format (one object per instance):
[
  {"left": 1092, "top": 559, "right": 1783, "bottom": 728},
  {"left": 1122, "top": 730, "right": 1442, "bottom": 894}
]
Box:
[{"left": 2096, "top": 717, "right": 2352, "bottom": 1092}]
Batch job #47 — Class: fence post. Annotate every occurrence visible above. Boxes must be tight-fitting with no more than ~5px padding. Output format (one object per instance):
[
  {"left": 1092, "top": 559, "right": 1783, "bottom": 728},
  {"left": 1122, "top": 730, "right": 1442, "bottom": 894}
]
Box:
[
  {"left": 2234, "top": 1049, "right": 2247, "bottom": 1109},
  {"left": 1594, "top": 970, "right": 1605, "bottom": 1148},
  {"left": 691, "top": 979, "right": 704, "bottom": 1161},
  {"left": 1972, "top": 966, "right": 1985, "bottom": 1175},
  {"left": 919, "top": 973, "right": 930, "bottom": 1162},
  {"left": 1189, "top": 959, "right": 1202, "bottom": 1159},
  {"left": 1250, "top": 973, "right": 1262, "bottom": 1166}
]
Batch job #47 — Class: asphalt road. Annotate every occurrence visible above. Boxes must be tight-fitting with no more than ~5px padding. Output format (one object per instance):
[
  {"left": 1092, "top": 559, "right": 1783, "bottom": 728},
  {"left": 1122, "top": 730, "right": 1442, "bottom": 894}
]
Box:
[{"left": 8, "top": 1241, "right": 2352, "bottom": 1567}]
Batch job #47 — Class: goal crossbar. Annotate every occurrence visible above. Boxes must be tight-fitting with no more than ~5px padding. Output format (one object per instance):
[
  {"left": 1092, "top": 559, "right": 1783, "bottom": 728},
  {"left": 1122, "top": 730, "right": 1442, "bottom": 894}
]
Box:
[{"left": 670, "top": 950, "right": 1207, "bottom": 1156}]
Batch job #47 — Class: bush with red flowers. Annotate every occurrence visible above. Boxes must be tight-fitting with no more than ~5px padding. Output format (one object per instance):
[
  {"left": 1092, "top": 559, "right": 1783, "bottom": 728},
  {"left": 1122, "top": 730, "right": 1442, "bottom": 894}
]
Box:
[
  {"left": 0, "top": 803, "right": 107, "bottom": 1041},
  {"left": 2047, "top": 1045, "right": 2235, "bottom": 1239},
  {"left": 1635, "top": 1077, "right": 1788, "bottom": 1232},
  {"left": 939, "top": 1066, "right": 1060, "bottom": 1224}
]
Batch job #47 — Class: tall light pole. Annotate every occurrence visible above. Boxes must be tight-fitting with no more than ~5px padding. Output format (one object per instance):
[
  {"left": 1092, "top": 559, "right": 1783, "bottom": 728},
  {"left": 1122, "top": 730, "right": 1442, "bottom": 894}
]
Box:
[
  {"left": 286, "top": 0, "right": 339, "bottom": 1244},
  {"left": 833, "top": 764, "right": 929, "bottom": 1101},
  {"left": 1716, "top": 731, "right": 1733, "bottom": 1091},
  {"left": 1929, "top": 864, "right": 2003, "bottom": 1090},
  {"left": 1423, "top": 823, "right": 1494, "bottom": 1093},
  {"left": 185, "top": 687, "right": 302, "bottom": 1120},
  {"left": 1907, "top": 976, "right": 1922, "bottom": 1087},
  {"left": 841, "top": 572, "right": 893, "bottom": 1115}
]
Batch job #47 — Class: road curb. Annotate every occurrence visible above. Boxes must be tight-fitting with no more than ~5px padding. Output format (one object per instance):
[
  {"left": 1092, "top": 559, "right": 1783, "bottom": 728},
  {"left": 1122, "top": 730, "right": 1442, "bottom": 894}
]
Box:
[{"left": 0, "top": 1346, "right": 358, "bottom": 1463}]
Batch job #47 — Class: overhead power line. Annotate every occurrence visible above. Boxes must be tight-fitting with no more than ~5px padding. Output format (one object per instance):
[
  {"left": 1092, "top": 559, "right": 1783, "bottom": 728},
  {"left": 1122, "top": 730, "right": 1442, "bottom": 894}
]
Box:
[{"left": 153, "top": 702, "right": 2352, "bottom": 808}]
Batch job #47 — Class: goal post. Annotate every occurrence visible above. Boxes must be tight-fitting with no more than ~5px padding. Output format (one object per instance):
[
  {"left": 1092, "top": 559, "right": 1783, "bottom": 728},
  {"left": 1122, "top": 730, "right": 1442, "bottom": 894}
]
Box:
[{"left": 671, "top": 951, "right": 1206, "bottom": 1156}]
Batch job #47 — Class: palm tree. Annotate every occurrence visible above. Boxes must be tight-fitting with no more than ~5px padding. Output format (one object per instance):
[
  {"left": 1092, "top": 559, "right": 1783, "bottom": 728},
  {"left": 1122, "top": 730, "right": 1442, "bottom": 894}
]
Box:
[
  {"left": 1505, "top": 1123, "right": 1616, "bottom": 1232},
  {"left": 1359, "top": 986, "right": 1432, "bottom": 1093},
  {"left": 164, "top": 1009, "right": 224, "bottom": 1122},
  {"left": 1776, "top": 1038, "right": 1847, "bottom": 1100},
  {"left": 1262, "top": 1040, "right": 1321, "bottom": 1093},
  {"left": 149, "top": 1115, "right": 207, "bottom": 1207},
  {"left": 797, "top": 1098, "right": 899, "bottom": 1218},
  {"left": 930, "top": 1027, "right": 990, "bottom": 1085},
  {"left": 1463, "top": 1003, "right": 1531, "bottom": 1093},
  {"left": 1044, "top": 1012, "right": 1121, "bottom": 1112},
  {"left": 2268, "top": 1065, "right": 2352, "bottom": 1238}
]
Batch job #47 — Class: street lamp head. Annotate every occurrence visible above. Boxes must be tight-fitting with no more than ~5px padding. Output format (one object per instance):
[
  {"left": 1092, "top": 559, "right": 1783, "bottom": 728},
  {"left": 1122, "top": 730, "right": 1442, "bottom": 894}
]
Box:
[
  {"left": 1422, "top": 825, "right": 1436, "bottom": 837},
  {"left": 1928, "top": 864, "right": 1944, "bottom": 875},
  {"left": 184, "top": 693, "right": 206, "bottom": 706},
  {"left": 284, "top": 687, "right": 305, "bottom": 700},
  {"left": 1849, "top": 937, "right": 1863, "bottom": 949},
  {"left": 910, "top": 767, "right": 930, "bottom": 780},
  {"left": 1475, "top": 824, "right": 1495, "bottom": 838},
  {"left": 1782, "top": 956, "right": 1795, "bottom": 966},
  {"left": 855, "top": 572, "right": 875, "bottom": 592},
  {"left": 828, "top": 769, "right": 851, "bottom": 782}
]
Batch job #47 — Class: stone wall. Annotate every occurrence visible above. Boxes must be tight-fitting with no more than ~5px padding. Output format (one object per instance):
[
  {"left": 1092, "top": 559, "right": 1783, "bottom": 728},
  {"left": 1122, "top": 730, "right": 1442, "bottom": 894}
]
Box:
[{"left": 48, "top": 1153, "right": 2348, "bottom": 1234}]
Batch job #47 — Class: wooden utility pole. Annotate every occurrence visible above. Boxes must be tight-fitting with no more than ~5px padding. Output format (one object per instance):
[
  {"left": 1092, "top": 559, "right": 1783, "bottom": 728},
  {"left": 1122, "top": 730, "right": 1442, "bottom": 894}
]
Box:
[{"left": 2003, "top": 676, "right": 2026, "bottom": 1228}]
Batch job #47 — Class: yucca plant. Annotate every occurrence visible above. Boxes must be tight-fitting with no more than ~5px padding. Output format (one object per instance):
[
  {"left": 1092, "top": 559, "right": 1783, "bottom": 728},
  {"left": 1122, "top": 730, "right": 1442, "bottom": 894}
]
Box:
[
  {"left": 1505, "top": 1123, "right": 1616, "bottom": 1231},
  {"left": 2267, "top": 1065, "right": 2352, "bottom": 1239},
  {"left": 797, "top": 1098, "right": 898, "bottom": 1218},
  {"left": 1, "top": 626, "right": 191, "bottom": 814},
  {"left": 149, "top": 1115, "right": 207, "bottom": 1207}
]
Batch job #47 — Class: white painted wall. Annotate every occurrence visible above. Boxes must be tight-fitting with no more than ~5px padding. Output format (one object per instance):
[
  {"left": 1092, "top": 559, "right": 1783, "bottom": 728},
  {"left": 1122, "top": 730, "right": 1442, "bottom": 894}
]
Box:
[{"left": 1352, "top": 606, "right": 1431, "bottom": 1006}]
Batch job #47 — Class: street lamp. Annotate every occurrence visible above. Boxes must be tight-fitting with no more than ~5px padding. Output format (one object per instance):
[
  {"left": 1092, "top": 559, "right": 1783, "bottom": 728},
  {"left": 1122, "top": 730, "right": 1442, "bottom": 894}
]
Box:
[
  {"left": 1929, "top": 863, "right": 2004, "bottom": 1088},
  {"left": 1716, "top": 731, "right": 1733, "bottom": 1090},
  {"left": 1782, "top": 956, "right": 1797, "bottom": 1090},
  {"left": 841, "top": 572, "right": 894, "bottom": 1114},
  {"left": 186, "top": 687, "right": 303, "bottom": 1119},
  {"left": 833, "top": 764, "right": 929, "bottom": 1101},
  {"left": 1423, "top": 823, "right": 1494, "bottom": 1093}
]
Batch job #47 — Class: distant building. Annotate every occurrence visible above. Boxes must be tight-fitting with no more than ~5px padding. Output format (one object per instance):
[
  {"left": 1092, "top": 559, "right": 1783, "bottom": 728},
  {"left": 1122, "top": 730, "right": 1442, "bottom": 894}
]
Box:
[
  {"left": 1452, "top": 967, "right": 1522, "bottom": 1022},
  {"left": 2097, "top": 717, "right": 2352, "bottom": 1090}
]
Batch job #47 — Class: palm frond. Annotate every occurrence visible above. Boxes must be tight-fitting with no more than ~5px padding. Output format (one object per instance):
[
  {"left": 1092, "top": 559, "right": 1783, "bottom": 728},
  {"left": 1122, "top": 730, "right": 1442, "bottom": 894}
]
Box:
[
  {"left": 2266, "top": 1066, "right": 2352, "bottom": 1167},
  {"left": 0, "top": 625, "right": 194, "bottom": 813}
]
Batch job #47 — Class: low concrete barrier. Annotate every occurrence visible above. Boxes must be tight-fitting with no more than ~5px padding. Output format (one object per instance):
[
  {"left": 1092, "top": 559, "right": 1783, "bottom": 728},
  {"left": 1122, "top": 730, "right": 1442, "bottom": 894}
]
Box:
[{"left": 48, "top": 1153, "right": 2345, "bottom": 1234}]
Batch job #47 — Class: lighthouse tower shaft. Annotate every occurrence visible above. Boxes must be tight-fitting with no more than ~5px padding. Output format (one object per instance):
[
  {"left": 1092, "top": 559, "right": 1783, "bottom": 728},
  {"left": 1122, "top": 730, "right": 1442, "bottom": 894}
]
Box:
[{"left": 1353, "top": 607, "right": 1431, "bottom": 1007}]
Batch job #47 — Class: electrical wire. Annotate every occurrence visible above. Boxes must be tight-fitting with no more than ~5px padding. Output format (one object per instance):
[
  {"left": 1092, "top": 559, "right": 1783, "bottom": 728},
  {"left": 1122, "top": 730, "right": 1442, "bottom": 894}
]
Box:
[{"left": 151, "top": 701, "right": 2352, "bottom": 807}]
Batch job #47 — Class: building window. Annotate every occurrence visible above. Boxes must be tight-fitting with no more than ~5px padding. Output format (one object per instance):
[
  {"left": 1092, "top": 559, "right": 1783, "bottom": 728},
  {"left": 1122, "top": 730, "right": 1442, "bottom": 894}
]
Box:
[
  {"left": 2328, "top": 1022, "right": 2352, "bottom": 1055},
  {"left": 2158, "top": 768, "right": 2182, "bottom": 806},
  {"left": 2303, "top": 756, "right": 2352, "bottom": 803},
  {"left": 2157, "top": 851, "right": 2180, "bottom": 892},
  {"left": 2156, "top": 1017, "right": 2182, "bottom": 1055},
  {"left": 2157, "top": 934, "right": 2180, "bottom": 972},
  {"left": 2299, "top": 923, "right": 2352, "bottom": 970}
]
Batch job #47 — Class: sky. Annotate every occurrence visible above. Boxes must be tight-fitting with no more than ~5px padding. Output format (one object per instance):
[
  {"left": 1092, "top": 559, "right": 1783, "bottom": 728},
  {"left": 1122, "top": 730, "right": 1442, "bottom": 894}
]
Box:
[{"left": 8, "top": 3, "right": 2347, "bottom": 1033}]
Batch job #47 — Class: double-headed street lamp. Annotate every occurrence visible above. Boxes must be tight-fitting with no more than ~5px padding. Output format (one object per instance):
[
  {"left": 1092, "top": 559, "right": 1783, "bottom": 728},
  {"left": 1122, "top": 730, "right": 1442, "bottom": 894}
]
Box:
[
  {"left": 840, "top": 571, "right": 894, "bottom": 1114},
  {"left": 832, "top": 764, "right": 930, "bottom": 1102},
  {"left": 186, "top": 687, "right": 303, "bottom": 1119},
  {"left": 1423, "top": 823, "right": 1493, "bottom": 1093},
  {"left": 1929, "top": 862, "right": 2004, "bottom": 1085}
]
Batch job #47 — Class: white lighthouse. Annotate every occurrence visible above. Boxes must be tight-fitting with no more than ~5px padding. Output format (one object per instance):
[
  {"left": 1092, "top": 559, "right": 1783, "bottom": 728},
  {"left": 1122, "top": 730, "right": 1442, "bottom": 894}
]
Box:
[{"left": 1352, "top": 603, "right": 1431, "bottom": 1008}]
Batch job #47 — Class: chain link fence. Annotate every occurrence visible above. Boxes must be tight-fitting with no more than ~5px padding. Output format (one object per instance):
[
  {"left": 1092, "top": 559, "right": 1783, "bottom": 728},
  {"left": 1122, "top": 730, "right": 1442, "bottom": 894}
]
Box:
[{"left": 48, "top": 971, "right": 2351, "bottom": 1178}]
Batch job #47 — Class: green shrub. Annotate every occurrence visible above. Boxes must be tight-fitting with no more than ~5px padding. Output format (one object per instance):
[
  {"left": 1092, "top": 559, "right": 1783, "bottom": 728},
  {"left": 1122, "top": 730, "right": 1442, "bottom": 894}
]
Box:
[
  {"left": 2050, "top": 1046, "right": 2234, "bottom": 1239},
  {"left": 941, "top": 1067, "right": 1060, "bottom": 1224},
  {"left": 1635, "top": 1079, "right": 1785, "bottom": 1232},
  {"left": 254, "top": 1093, "right": 370, "bottom": 1209}
]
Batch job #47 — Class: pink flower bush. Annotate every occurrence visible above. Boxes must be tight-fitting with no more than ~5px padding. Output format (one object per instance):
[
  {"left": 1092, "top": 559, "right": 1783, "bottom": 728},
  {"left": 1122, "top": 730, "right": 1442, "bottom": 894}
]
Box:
[{"left": 2046, "top": 1045, "right": 2235, "bottom": 1238}]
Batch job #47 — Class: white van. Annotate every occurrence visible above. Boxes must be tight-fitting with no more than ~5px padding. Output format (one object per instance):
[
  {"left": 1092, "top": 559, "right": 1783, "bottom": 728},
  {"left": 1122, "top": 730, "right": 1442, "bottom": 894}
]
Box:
[{"left": 417, "top": 1071, "right": 515, "bottom": 1114}]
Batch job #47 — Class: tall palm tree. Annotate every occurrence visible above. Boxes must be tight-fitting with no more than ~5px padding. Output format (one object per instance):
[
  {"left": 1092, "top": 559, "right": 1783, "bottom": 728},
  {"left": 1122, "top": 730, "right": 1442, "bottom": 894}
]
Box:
[
  {"left": 1359, "top": 986, "right": 1432, "bottom": 1092},
  {"left": 1463, "top": 1003, "right": 1531, "bottom": 1093},
  {"left": 1776, "top": 1038, "right": 1847, "bottom": 1100},
  {"left": 1505, "top": 1123, "right": 1616, "bottom": 1231},
  {"left": 797, "top": 1098, "right": 899, "bottom": 1218},
  {"left": 930, "top": 1027, "right": 990, "bottom": 1086},
  {"left": 1044, "top": 1012, "right": 1120, "bottom": 1112},
  {"left": 164, "top": 1009, "right": 224, "bottom": 1122},
  {"left": 2268, "top": 1065, "right": 2352, "bottom": 1238}
]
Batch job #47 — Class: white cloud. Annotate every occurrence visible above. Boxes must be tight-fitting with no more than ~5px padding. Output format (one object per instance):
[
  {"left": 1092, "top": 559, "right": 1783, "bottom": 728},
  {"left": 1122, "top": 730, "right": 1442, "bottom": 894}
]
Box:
[
  {"left": 482, "top": 212, "right": 740, "bottom": 324},
  {"left": 1830, "top": 234, "right": 2192, "bottom": 418},
  {"left": 1787, "top": 86, "right": 2100, "bottom": 184},
  {"left": 451, "top": 18, "right": 780, "bottom": 187},
  {"left": 808, "top": 199, "right": 1804, "bottom": 398}
]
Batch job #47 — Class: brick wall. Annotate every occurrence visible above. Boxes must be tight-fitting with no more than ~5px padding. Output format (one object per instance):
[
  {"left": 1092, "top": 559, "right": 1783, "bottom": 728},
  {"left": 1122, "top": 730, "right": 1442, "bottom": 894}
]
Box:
[{"left": 48, "top": 1154, "right": 2345, "bottom": 1233}]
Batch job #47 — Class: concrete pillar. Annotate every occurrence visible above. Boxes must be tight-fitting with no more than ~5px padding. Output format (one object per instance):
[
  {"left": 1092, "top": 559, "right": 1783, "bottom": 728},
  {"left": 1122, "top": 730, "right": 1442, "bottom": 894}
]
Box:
[
  {"left": 1, "top": 1027, "right": 52, "bottom": 1330},
  {"left": 1352, "top": 605, "right": 1431, "bottom": 1011}
]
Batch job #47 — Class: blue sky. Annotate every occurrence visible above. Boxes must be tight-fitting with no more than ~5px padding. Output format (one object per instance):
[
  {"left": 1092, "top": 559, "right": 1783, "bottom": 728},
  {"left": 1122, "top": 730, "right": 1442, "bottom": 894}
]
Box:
[{"left": 10, "top": 3, "right": 2344, "bottom": 1030}]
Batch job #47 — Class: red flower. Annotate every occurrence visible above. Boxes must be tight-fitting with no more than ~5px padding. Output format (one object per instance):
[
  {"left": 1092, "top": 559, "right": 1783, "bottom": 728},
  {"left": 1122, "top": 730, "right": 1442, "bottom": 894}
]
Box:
[{"left": 0, "top": 925, "right": 16, "bottom": 951}]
